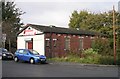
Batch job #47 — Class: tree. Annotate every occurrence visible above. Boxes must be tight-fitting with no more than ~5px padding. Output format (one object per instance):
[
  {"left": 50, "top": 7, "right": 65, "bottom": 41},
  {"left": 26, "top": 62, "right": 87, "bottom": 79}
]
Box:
[
  {"left": 69, "top": 10, "right": 89, "bottom": 29},
  {"left": 2, "top": 1, "right": 25, "bottom": 52},
  {"left": 69, "top": 10, "right": 120, "bottom": 47}
]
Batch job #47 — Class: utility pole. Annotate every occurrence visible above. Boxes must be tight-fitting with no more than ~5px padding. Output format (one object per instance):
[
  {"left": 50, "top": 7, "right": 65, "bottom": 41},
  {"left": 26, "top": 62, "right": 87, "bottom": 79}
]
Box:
[
  {"left": 0, "top": 2, "right": 2, "bottom": 48},
  {"left": 113, "top": 5, "right": 116, "bottom": 65}
]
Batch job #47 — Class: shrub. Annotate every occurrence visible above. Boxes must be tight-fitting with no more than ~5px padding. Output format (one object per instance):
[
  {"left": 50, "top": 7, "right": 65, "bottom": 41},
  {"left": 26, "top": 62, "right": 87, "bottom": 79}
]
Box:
[
  {"left": 99, "top": 56, "right": 114, "bottom": 65},
  {"left": 48, "top": 48, "right": 115, "bottom": 65},
  {"left": 92, "top": 38, "right": 113, "bottom": 56},
  {"left": 83, "top": 48, "right": 98, "bottom": 56},
  {"left": 117, "top": 49, "right": 120, "bottom": 65}
]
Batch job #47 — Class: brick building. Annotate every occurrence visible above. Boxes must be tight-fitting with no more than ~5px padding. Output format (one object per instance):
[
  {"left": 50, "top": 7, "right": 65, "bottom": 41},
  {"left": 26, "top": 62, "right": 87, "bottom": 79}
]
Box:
[{"left": 17, "top": 24, "right": 105, "bottom": 58}]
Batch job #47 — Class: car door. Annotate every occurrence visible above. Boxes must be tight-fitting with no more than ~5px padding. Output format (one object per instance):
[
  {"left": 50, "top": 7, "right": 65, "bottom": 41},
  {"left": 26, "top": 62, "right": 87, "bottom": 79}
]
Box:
[
  {"left": 17, "top": 49, "right": 24, "bottom": 60},
  {"left": 22, "top": 50, "right": 30, "bottom": 61}
]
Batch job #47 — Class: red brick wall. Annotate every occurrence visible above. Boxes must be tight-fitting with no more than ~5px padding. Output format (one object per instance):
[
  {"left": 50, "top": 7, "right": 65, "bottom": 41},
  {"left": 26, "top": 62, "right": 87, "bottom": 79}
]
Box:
[
  {"left": 45, "top": 33, "right": 66, "bottom": 57},
  {"left": 83, "top": 36, "right": 92, "bottom": 49},
  {"left": 70, "top": 35, "right": 79, "bottom": 53},
  {"left": 45, "top": 33, "right": 93, "bottom": 58}
]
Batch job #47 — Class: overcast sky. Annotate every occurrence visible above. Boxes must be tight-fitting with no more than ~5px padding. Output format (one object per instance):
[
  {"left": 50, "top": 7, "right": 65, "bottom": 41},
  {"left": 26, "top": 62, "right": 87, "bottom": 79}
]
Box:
[{"left": 14, "top": 0, "right": 120, "bottom": 28}]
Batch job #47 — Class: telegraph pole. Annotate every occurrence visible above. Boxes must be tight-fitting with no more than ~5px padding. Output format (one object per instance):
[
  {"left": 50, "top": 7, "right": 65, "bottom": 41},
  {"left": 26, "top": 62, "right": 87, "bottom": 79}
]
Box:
[{"left": 113, "top": 5, "right": 116, "bottom": 65}]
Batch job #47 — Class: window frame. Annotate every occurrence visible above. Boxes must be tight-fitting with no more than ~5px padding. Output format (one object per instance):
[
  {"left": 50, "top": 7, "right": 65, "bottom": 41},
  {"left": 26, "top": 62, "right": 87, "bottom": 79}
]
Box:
[
  {"left": 65, "top": 36, "right": 70, "bottom": 50},
  {"left": 79, "top": 38, "right": 83, "bottom": 50},
  {"left": 53, "top": 39, "right": 57, "bottom": 47},
  {"left": 45, "top": 38, "right": 50, "bottom": 47}
]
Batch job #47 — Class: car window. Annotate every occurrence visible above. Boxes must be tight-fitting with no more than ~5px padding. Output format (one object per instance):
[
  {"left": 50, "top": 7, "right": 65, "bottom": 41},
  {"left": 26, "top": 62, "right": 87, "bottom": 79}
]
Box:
[
  {"left": 29, "top": 50, "right": 39, "bottom": 55},
  {"left": 18, "top": 50, "right": 24, "bottom": 54},
  {"left": 23, "top": 50, "right": 28, "bottom": 54},
  {"left": 16, "top": 50, "right": 19, "bottom": 53},
  {"left": 0, "top": 48, "right": 8, "bottom": 52},
  {"left": 3, "top": 49, "right": 7, "bottom": 52}
]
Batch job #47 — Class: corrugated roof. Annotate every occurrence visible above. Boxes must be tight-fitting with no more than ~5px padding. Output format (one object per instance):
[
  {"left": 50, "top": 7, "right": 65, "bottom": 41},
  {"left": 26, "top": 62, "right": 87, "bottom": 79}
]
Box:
[{"left": 17, "top": 24, "right": 106, "bottom": 36}]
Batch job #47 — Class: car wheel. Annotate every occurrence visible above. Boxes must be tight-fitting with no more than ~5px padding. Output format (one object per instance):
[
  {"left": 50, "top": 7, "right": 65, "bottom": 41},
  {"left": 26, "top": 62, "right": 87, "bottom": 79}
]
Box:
[
  {"left": 30, "top": 58, "right": 35, "bottom": 64},
  {"left": 14, "top": 57, "right": 19, "bottom": 62}
]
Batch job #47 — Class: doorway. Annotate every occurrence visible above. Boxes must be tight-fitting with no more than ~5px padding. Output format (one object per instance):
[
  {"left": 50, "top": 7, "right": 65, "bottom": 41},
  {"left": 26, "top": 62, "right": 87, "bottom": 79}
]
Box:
[{"left": 25, "top": 38, "right": 33, "bottom": 49}]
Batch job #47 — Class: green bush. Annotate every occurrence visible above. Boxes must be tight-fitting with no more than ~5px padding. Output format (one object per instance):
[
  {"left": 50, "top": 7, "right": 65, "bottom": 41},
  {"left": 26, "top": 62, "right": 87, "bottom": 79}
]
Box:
[
  {"left": 48, "top": 48, "right": 115, "bottom": 65},
  {"left": 83, "top": 48, "right": 98, "bottom": 57},
  {"left": 99, "top": 56, "right": 114, "bottom": 65},
  {"left": 91, "top": 38, "right": 113, "bottom": 56},
  {"left": 117, "top": 49, "right": 120, "bottom": 65}
]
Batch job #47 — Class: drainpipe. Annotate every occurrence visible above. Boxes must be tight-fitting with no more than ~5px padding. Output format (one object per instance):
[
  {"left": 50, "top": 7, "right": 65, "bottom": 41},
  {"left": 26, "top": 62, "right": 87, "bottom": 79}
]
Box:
[{"left": 49, "top": 25, "right": 53, "bottom": 58}]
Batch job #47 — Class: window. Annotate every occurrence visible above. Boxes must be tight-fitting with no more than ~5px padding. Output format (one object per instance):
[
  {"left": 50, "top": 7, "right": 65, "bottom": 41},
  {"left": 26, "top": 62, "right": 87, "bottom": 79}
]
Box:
[
  {"left": 79, "top": 38, "right": 83, "bottom": 50},
  {"left": 28, "top": 27, "right": 31, "bottom": 30},
  {"left": 65, "top": 37, "right": 70, "bottom": 50},
  {"left": 91, "top": 38, "right": 95, "bottom": 47},
  {"left": 0, "top": 48, "right": 8, "bottom": 52},
  {"left": 19, "top": 50, "right": 24, "bottom": 54},
  {"left": 57, "top": 34, "right": 61, "bottom": 36},
  {"left": 53, "top": 39, "right": 57, "bottom": 47},
  {"left": 45, "top": 38, "right": 50, "bottom": 47},
  {"left": 29, "top": 50, "right": 39, "bottom": 55},
  {"left": 23, "top": 50, "right": 28, "bottom": 54}
]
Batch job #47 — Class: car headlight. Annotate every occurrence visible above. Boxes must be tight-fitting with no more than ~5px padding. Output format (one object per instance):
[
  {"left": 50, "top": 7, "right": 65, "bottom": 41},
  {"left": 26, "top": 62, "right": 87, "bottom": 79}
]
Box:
[
  {"left": 41, "top": 57, "right": 46, "bottom": 59},
  {"left": 3, "top": 54, "right": 6, "bottom": 56},
  {"left": 44, "top": 57, "right": 46, "bottom": 59}
]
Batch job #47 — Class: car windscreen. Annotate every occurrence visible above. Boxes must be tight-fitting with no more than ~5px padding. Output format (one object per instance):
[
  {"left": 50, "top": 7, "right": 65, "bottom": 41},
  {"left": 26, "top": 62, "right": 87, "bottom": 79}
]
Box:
[
  {"left": 29, "top": 50, "right": 39, "bottom": 55},
  {"left": 0, "top": 48, "right": 8, "bottom": 53}
]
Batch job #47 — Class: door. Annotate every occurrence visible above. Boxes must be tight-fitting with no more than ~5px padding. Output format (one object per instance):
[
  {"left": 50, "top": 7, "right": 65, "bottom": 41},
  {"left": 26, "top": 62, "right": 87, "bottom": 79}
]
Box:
[
  {"left": 22, "top": 50, "right": 30, "bottom": 61},
  {"left": 28, "top": 41, "right": 33, "bottom": 49},
  {"left": 26, "top": 41, "right": 33, "bottom": 49},
  {"left": 17, "top": 49, "right": 24, "bottom": 60}
]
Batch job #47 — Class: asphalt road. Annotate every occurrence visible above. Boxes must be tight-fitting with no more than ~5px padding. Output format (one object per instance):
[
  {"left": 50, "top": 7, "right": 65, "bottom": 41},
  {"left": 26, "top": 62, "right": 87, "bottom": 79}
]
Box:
[{"left": 2, "top": 60, "right": 119, "bottom": 77}]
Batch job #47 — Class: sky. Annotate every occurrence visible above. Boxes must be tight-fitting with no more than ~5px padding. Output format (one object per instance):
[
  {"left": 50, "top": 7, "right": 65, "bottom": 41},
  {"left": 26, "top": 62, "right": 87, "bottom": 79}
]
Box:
[{"left": 13, "top": 0, "right": 120, "bottom": 28}]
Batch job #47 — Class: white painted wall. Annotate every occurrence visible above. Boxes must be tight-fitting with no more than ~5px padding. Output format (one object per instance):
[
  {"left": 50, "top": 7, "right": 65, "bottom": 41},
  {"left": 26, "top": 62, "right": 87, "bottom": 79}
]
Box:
[
  {"left": 17, "top": 34, "right": 45, "bottom": 55},
  {"left": 33, "top": 34, "right": 45, "bottom": 55},
  {"left": 17, "top": 36, "right": 26, "bottom": 49}
]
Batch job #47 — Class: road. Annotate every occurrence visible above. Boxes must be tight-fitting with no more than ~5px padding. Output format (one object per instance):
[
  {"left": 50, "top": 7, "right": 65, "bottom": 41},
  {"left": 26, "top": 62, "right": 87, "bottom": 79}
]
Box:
[{"left": 2, "top": 60, "right": 119, "bottom": 77}]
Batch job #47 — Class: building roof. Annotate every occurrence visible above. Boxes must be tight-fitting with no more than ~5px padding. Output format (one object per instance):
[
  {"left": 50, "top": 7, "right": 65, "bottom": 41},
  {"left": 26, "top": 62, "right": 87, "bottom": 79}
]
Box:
[{"left": 17, "top": 24, "right": 106, "bottom": 36}]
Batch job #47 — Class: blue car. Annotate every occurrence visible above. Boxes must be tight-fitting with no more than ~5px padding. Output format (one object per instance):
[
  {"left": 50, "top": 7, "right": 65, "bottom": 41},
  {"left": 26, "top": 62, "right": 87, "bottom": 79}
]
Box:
[{"left": 14, "top": 49, "right": 46, "bottom": 64}]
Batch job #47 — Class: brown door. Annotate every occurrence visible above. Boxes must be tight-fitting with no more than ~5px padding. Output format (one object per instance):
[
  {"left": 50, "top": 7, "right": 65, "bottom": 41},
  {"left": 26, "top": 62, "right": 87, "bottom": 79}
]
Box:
[{"left": 28, "top": 41, "right": 33, "bottom": 49}]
